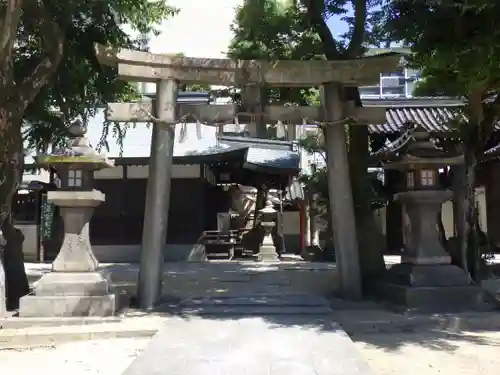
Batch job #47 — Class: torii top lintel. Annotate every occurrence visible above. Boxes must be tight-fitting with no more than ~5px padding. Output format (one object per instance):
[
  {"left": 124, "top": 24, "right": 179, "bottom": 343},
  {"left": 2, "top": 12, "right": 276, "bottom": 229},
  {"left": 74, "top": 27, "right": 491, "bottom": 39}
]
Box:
[{"left": 94, "top": 44, "right": 403, "bottom": 87}]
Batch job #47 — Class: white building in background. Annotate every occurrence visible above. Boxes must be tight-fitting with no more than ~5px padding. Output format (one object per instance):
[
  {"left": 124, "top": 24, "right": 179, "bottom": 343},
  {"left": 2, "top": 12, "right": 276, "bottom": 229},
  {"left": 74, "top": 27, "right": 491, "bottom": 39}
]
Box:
[{"left": 359, "top": 67, "right": 421, "bottom": 99}]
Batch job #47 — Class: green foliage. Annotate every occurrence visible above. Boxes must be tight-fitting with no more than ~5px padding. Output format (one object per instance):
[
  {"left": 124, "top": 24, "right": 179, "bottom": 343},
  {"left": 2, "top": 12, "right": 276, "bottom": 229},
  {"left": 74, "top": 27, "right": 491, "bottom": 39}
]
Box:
[
  {"left": 298, "top": 132, "right": 325, "bottom": 155},
  {"left": 384, "top": 0, "right": 500, "bottom": 152},
  {"left": 228, "top": 0, "right": 391, "bottom": 105},
  {"left": 297, "top": 132, "right": 329, "bottom": 216},
  {"left": 386, "top": 0, "right": 500, "bottom": 94},
  {"left": 228, "top": 0, "right": 323, "bottom": 105},
  {"left": 2, "top": 0, "right": 178, "bottom": 152}
]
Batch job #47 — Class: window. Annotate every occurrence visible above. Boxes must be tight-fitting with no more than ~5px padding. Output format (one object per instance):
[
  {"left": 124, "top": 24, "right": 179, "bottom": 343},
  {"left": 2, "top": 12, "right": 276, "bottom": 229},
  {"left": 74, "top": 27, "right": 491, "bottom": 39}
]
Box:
[
  {"left": 68, "top": 169, "right": 83, "bottom": 187},
  {"left": 381, "top": 77, "right": 406, "bottom": 88},
  {"left": 406, "top": 172, "right": 414, "bottom": 188},
  {"left": 381, "top": 86, "right": 405, "bottom": 96},
  {"left": 406, "top": 81, "right": 416, "bottom": 97},
  {"left": 381, "top": 69, "right": 404, "bottom": 78},
  {"left": 405, "top": 68, "right": 420, "bottom": 79},
  {"left": 420, "top": 170, "right": 435, "bottom": 186},
  {"left": 359, "top": 86, "right": 380, "bottom": 97}
]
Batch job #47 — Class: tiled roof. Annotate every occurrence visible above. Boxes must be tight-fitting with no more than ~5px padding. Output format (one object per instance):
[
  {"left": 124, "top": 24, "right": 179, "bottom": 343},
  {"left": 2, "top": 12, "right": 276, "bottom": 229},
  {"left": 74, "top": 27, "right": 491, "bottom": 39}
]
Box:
[{"left": 363, "top": 98, "right": 466, "bottom": 134}]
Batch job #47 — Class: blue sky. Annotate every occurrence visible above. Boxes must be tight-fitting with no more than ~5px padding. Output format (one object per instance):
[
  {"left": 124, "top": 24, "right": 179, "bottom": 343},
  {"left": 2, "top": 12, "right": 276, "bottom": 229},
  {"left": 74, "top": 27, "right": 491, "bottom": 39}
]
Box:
[{"left": 326, "top": 10, "right": 352, "bottom": 41}]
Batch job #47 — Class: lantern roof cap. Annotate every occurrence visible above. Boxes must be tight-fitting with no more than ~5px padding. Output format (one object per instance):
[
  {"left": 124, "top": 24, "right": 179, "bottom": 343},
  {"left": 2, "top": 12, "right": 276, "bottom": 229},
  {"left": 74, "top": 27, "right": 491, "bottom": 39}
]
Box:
[
  {"left": 34, "top": 121, "right": 114, "bottom": 171},
  {"left": 379, "top": 125, "right": 463, "bottom": 170}
]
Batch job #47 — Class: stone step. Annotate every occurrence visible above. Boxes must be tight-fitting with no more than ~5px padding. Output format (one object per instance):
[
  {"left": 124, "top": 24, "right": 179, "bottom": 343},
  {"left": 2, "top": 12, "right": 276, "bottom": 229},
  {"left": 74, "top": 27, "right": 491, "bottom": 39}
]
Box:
[
  {"left": 181, "top": 294, "right": 330, "bottom": 307},
  {"left": 178, "top": 294, "right": 333, "bottom": 316},
  {"left": 181, "top": 305, "right": 333, "bottom": 316}
]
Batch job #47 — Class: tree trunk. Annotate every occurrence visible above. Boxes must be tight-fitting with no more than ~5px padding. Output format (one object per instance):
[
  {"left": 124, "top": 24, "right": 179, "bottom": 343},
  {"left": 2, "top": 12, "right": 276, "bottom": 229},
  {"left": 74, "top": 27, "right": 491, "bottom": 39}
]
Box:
[
  {"left": 0, "top": 111, "right": 30, "bottom": 310},
  {"left": 348, "top": 125, "right": 386, "bottom": 292},
  {"left": 463, "top": 148, "right": 479, "bottom": 281},
  {"left": 452, "top": 165, "right": 467, "bottom": 267}
]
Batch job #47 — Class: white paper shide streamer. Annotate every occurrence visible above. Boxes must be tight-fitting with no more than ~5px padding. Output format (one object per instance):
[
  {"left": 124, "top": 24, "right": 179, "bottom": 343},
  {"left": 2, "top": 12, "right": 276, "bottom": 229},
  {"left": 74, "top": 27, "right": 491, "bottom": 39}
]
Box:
[
  {"left": 179, "top": 122, "right": 188, "bottom": 143},
  {"left": 196, "top": 120, "right": 202, "bottom": 140}
]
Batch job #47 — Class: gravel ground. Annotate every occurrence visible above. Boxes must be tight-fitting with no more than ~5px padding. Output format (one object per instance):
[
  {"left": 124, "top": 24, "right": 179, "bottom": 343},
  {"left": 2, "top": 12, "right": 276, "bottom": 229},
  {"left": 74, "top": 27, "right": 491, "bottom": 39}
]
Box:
[
  {"left": 354, "top": 330, "right": 500, "bottom": 375},
  {"left": 0, "top": 338, "right": 150, "bottom": 375}
]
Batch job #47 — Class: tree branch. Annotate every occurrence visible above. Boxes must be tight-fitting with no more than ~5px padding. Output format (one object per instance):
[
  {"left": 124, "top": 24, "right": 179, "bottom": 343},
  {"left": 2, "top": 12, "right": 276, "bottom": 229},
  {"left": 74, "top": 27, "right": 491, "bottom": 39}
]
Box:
[
  {"left": 15, "top": 2, "right": 65, "bottom": 113},
  {"left": 0, "top": 0, "right": 23, "bottom": 67},
  {"left": 0, "top": 0, "right": 23, "bottom": 96},
  {"left": 301, "top": 0, "right": 342, "bottom": 60},
  {"left": 345, "top": 0, "right": 367, "bottom": 58}
]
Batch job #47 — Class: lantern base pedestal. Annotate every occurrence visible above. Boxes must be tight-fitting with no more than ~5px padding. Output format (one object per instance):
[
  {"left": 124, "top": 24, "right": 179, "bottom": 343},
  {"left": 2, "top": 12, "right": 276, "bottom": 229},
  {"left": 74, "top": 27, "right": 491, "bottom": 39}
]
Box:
[
  {"left": 19, "top": 272, "right": 116, "bottom": 317},
  {"left": 258, "top": 243, "right": 280, "bottom": 262},
  {"left": 258, "top": 223, "right": 279, "bottom": 262},
  {"left": 376, "top": 263, "right": 481, "bottom": 312}
]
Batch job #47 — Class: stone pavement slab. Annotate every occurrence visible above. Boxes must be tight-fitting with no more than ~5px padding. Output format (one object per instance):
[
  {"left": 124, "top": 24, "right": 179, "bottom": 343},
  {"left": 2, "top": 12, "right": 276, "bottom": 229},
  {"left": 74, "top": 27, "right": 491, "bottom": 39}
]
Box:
[
  {"left": 123, "top": 316, "right": 374, "bottom": 375},
  {"left": 122, "top": 294, "right": 375, "bottom": 375}
]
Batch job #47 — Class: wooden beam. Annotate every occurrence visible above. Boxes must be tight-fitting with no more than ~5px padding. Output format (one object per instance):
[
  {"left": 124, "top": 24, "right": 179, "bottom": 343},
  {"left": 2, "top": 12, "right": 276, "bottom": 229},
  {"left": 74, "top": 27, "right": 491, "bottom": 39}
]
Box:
[
  {"left": 95, "top": 45, "right": 401, "bottom": 87},
  {"left": 106, "top": 102, "right": 389, "bottom": 125}
]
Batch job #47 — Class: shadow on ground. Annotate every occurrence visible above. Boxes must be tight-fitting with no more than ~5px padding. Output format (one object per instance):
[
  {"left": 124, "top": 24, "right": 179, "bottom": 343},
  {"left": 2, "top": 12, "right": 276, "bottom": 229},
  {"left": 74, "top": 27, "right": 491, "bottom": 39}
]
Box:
[
  {"left": 24, "top": 258, "right": 500, "bottom": 354},
  {"left": 115, "top": 287, "right": 500, "bottom": 355}
]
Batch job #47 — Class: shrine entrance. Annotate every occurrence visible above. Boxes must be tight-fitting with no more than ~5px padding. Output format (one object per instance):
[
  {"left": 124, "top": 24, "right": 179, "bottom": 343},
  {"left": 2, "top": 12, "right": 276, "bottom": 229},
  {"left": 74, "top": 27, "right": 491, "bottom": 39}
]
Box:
[
  {"left": 95, "top": 44, "right": 401, "bottom": 308},
  {"left": 191, "top": 138, "right": 302, "bottom": 260}
]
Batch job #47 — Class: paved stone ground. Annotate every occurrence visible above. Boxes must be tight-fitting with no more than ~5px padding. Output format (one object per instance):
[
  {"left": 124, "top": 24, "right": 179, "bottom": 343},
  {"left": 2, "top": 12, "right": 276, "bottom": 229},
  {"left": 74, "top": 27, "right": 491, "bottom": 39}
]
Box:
[{"left": 122, "top": 294, "right": 375, "bottom": 375}]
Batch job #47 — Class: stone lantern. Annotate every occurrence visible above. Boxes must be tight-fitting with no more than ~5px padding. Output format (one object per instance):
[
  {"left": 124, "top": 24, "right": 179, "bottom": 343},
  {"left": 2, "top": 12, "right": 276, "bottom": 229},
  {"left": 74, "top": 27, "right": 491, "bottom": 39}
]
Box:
[
  {"left": 378, "top": 128, "right": 480, "bottom": 311},
  {"left": 19, "top": 122, "right": 116, "bottom": 317},
  {"left": 258, "top": 199, "right": 279, "bottom": 261}
]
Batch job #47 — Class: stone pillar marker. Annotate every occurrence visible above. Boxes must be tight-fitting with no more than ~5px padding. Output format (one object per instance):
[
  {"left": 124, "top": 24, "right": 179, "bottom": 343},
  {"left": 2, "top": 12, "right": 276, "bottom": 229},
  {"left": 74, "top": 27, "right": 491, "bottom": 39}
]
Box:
[
  {"left": 321, "top": 82, "right": 362, "bottom": 299},
  {"left": 19, "top": 122, "right": 116, "bottom": 317},
  {"left": 378, "top": 128, "right": 480, "bottom": 311},
  {"left": 138, "top": 79, "right": 178, "bottom": 309},
  {"left": 258, "top": 199, "right": 279, "bottom": 261}
]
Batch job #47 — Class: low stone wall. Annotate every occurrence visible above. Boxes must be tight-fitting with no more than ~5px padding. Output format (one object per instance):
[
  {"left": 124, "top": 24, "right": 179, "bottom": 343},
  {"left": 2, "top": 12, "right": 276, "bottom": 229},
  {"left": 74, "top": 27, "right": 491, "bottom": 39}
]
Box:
[
  {"left": 93, "top": 239, "right": 301, "bottom": 263},
  {"left": 24, "top": 240, "right": 301, "bottom": 264},
  {"left": 92, "top": 244, "right": 204, "bottom": 263}
]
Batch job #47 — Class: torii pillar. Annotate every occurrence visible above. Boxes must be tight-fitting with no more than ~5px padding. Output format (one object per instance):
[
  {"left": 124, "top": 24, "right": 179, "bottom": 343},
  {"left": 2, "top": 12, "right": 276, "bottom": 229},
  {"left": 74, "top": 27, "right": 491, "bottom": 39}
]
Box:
[
  {"left": 321, "top": 83, "right": 362, "bottom": 299},
  {"left": 139, "top": 79, "right": 178, "bottom": 309}
]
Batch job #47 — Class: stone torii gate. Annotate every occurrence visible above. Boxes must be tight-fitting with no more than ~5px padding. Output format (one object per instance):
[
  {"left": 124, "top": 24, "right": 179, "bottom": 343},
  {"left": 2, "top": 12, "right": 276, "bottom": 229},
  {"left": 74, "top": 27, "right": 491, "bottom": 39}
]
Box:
[{"left": 95, "top": 45, "right": 399, "bottom": 308}]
